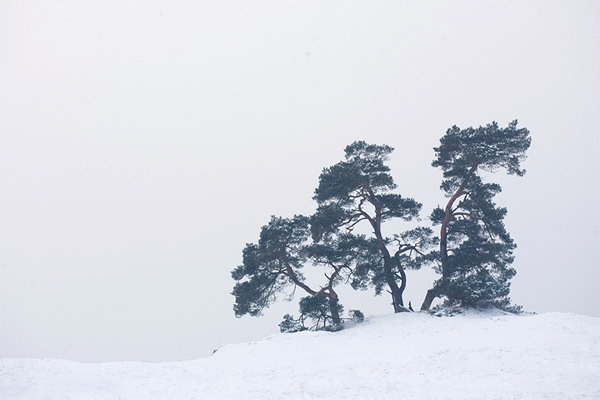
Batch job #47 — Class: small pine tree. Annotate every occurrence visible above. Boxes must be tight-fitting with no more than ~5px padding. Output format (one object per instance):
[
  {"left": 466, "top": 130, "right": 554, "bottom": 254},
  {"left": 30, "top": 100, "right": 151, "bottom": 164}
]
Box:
[
  {"left": 299, "top": 296, "right": 344, "bottom": 330},
  {"left": 231, "top": 215, "right": 313, "bottom": 317},
  {"left": 348, "top": 309, "right": 365, "bottom": 323},
  {"left": 279, "top": 314, "right": 306, "bottom": 333},
  {"left": 232, "top": 216, "right": 373, "bottom": 327},
  {"left": 279, "top": 296, "right": 345, "bottom": 332}
]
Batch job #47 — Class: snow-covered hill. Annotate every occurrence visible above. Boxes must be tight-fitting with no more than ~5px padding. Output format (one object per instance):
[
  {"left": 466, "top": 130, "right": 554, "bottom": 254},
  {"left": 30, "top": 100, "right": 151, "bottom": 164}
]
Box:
[{"left": 1, "top": 311, "right": 598, "bottom": 399}]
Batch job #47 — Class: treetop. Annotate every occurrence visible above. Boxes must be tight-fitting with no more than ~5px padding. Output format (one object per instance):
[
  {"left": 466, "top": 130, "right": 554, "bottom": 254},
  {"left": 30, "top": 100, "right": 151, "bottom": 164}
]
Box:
[
  {"left": 433, "top": 120, "right": 531, "bottom": 194},
  {"left": 314, "top": 141, "right": 397, "bottom": 203}
]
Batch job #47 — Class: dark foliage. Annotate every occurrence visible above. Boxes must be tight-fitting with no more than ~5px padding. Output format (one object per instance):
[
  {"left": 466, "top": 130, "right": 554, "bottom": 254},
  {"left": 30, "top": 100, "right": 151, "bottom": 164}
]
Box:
[
  {"left": 312, "top": 141, "right": 433, "bottom": 312},
  {"left": 348, "top": 309, "right": 365, "bottom": 323},
  {"left": 231, "top": 215, "right": 311, "bottom": 317},
  {"left": 422, "top": 120, "right": 531, "bottom": 311},
  {"left": 279, "top": 296, "right": 344, "bottom": 332},
  {"left": 232, "top": 216, "right": 376, "bottom": 328}
]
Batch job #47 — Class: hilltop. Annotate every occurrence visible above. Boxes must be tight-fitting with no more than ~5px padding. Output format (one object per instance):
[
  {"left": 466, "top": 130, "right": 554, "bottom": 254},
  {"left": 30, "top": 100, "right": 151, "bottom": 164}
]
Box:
[{"left": 1, "top": 310, "right": 598, "bottom": 399}]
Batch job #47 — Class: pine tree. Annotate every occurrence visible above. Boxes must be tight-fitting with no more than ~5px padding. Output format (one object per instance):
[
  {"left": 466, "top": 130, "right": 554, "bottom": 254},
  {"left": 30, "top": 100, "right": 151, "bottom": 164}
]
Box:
[
  {"left": 420, "top": 120, "right": 531, "bottom": 311},
  {"left": 231, "top": 216, "right": 372, "bottom": 327},
  {"left": 312, "top": 141, "right": 430, "bottom": 312},
  {"left": 231, "top": 215, "right": 312, "bottom": 318}
]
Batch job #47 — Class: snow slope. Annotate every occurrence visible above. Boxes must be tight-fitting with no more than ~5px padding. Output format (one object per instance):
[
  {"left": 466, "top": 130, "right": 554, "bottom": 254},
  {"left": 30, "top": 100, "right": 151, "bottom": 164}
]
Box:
[{"left": 1, "top": 311, "right": 599, "bottom": 399}]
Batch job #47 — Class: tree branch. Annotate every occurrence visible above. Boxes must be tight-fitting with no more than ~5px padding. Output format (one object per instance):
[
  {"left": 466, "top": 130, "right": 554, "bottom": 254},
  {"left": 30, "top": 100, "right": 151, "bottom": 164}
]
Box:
[{"left": 452, "top": 212, "right": 472, "bottom": 218}]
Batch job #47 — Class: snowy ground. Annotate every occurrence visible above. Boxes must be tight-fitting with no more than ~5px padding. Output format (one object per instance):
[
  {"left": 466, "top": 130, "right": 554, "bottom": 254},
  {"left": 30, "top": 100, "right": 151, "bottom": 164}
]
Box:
[{"left": 1, "top": 311, "right": 599, "bottom": 399}]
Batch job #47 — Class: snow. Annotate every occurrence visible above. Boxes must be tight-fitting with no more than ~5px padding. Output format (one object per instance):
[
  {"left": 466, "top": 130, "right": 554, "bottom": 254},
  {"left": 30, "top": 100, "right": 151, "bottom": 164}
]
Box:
[{"left": 1, "top": 311, "right": 599, "bottom": 399}]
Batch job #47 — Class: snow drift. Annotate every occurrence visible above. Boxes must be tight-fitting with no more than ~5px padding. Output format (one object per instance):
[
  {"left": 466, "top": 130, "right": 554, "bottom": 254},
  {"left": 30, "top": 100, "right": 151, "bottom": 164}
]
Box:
[{"left": 1, "top": 311, "right": 598, "bottom": 399}]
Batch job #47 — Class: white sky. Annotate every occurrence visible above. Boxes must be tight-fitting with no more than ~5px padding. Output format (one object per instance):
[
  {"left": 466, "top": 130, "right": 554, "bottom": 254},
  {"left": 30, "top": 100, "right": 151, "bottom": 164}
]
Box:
[{"left": 1, "top": 0, "right": 598, "bottom": 362}]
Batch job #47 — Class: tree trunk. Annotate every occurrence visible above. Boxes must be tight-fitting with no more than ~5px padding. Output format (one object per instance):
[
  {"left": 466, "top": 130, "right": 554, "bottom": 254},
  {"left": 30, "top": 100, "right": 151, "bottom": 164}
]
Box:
[
  {"left": 440, "top": 164, "right": 477, "bottom": 278},
  {"left": 367, "top": 188, "right": 409, "bottom": 313},
  {"left": 420, "top": 288, "right": 436, "bottom": 311},
  {"left": 421, "top": 165, "right": 478, "bottom": 311},
  {"left": 384, "top": 256, "right": 406, "bottom": 312},
  {"left": 326, "top": 287, "right": 342, "bottom": 326},
  {"left": 329, "top": 300, "right": 341, "bottom": 326},
  {"left": 397, "top": 256, "right": 407, "bottom": 302},
  {"left": 375, "top": 234, "right": 408, "bottom": 312}
]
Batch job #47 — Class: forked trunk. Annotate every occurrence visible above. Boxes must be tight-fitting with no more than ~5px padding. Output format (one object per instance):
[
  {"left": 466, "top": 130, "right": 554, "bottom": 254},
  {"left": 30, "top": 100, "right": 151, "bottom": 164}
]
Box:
[
  {"left": 367, "top": 188, "right": 409, "bottom": 313},
  {"left": 384, "top": 256, "right": 406, "bottom": 312}
]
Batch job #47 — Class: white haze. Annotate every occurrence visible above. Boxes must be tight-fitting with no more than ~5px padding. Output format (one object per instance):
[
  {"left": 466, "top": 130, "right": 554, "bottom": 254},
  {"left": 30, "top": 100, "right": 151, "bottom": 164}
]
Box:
[{"left": 0, "top": 0, "right": 598, "bottom": 362}]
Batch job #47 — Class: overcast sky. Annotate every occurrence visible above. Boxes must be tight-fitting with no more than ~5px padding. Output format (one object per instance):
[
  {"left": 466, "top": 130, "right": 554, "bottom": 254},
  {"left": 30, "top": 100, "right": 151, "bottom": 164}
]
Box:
[{"left": 1, "top": 0, "right": 598, "bottom": 362}]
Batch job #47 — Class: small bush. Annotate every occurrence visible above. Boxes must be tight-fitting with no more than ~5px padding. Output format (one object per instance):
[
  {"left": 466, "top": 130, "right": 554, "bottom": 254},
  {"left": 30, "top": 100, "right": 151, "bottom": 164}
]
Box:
[
  {"left": 349, "top": 309, "right": 365, "bottom": 323},
  {"left": 279, "top": 314, "right": 306, "bottom": 333}
]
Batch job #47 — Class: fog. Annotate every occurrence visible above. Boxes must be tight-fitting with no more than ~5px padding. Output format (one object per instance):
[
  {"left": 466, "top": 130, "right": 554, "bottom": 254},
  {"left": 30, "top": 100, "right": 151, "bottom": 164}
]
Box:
[{"left": 1, "top": 0, "right": 598, "bottom": 362}]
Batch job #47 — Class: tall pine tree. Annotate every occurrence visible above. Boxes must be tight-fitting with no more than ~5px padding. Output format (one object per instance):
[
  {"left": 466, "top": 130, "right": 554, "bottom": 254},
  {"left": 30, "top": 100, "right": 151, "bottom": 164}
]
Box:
[
  {"left": 312, "top": 141, "right": 428, "bottom": 313},
  {"left": 420, "top": 120, "right": 531, "bottom": 311}
]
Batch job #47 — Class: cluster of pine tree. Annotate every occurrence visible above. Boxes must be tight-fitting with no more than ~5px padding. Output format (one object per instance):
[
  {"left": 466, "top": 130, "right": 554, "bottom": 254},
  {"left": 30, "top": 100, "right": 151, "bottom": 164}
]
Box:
[{"left": 231, "top": 121, "right": 531, "bottom": 332}]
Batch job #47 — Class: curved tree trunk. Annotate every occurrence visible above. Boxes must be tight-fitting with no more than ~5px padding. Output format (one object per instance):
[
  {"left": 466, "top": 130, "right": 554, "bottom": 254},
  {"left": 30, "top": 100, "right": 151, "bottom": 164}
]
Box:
[
  {"left": 372, "top": 221, "right": 406, "bottom": 312},
  {"left": 395, "top": 254, "right": 410, "bottom": 312},
  {"left": 384, "top": 255, "right": 406, "bottom": 312},
  {"left": 397, "top": 256, "right": 407, "bottom": 297},
  {"left": 366, "top": 190, "right": 409, "bottom": 313},
  {"left": 421, "top": 165, "right": 477, "bottom": 311},
  {"left": 325, "top": 286, "right": 342, "bottom": 326}
]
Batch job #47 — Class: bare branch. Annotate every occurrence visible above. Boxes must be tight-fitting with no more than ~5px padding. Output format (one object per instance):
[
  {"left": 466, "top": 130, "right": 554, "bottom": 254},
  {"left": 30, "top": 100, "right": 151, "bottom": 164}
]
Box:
[{"left": 346, "top": 216, "right": 368, "bottom": 230}]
